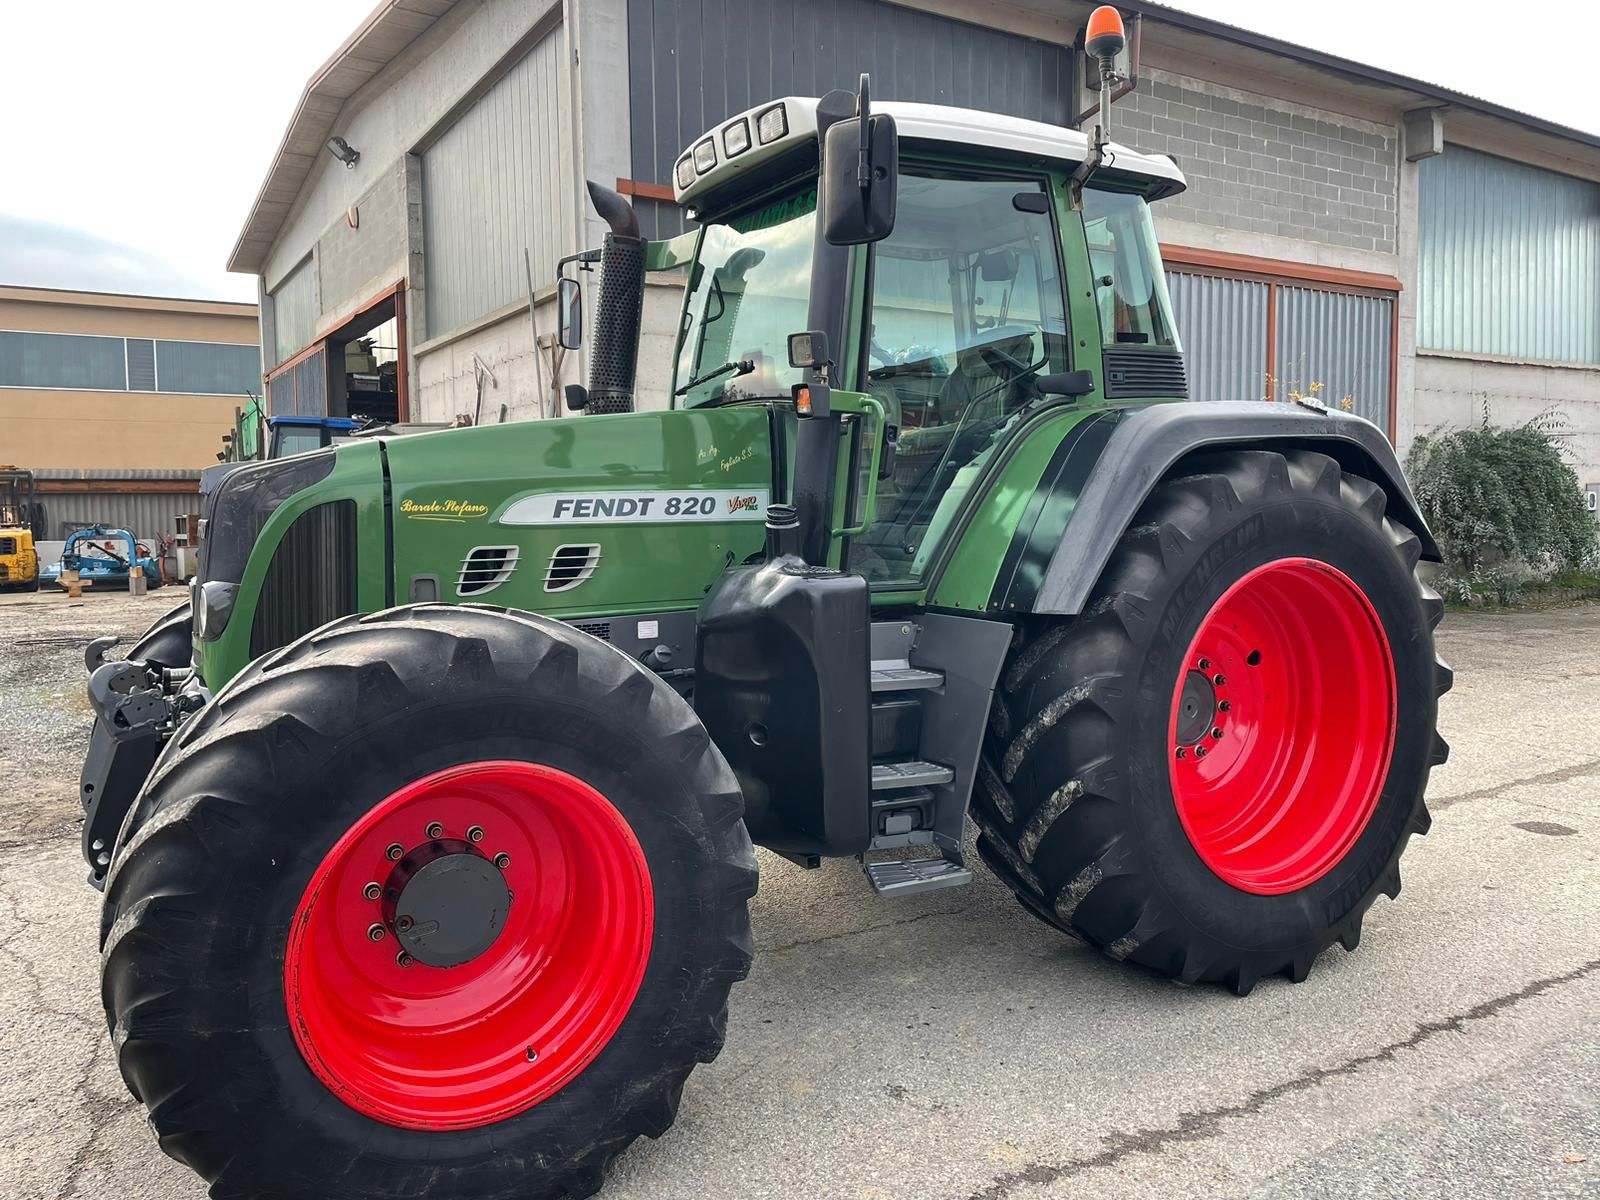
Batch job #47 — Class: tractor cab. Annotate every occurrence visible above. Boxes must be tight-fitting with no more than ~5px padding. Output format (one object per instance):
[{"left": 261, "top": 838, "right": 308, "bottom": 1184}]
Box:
[{"left": 657, "top": 95, "right": 1187, "bottom": 587}]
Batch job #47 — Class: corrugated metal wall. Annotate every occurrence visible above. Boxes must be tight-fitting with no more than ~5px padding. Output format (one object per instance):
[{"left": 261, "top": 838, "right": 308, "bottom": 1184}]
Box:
[
  {"left": 421, "top": 26, "right": 573, "bottom": 339},
  {"left": 1418, "top": 145, "right": 1600, "bottom": 365},
  {"left": 271, "top": 258, "right": 318, "bottom": 365},
  {"left": 38, "top": 492, "right": 199, "bottom": 544},
  {"left": 626, "top": 0, "right": 1075, "bottom": 237},
  {"left": 1167, "top": 272, "right": 1268, "bottom": 401},
  {"left": 1274, "top": 286, "right": 1392, "bottom": 427}
]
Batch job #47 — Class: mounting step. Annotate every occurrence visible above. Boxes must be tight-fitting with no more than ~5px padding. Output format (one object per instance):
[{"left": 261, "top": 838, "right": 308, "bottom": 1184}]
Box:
[
  {"left": 871, "top": 760, "right": 954, "bottom": 790},
  {"left": 870, "top": 665, "right": 944, "bottom": 692},
  {"left": 864, "top": 856, "right": 974, "bottom": 897}
]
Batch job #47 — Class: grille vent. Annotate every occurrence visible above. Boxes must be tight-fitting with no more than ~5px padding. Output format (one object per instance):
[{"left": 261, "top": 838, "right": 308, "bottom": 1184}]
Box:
[
  {"left": 249, "top": 500, "right": 357, "bottom": 658},
  {"left": 545, "top": 543, "right": 602, "bottom": 592},
  {"left": 570, "top": 620, "right": 612, "bottom": 642},
  {"left": 1102, "top": 348, "right": 1188, "bottom": 400},
  {"left": 457, "top": 546, "right": 520, "bottom": 596}
]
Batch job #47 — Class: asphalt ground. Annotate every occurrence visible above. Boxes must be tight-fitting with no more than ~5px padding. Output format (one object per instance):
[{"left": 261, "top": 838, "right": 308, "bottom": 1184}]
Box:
[{"left": 1, "top": 587, "right": 1596, "bottom": 1200}]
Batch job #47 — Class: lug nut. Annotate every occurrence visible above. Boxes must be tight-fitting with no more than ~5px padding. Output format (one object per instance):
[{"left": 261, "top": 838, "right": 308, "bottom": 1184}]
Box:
[
  {"left": 1195, "top": 744, "right": 1209, "bottom": 758},
  {"left": 467, "top": 825, "right": 485, "bottom": 843},
  {"left": 367, "top": 923, "right": 386, "bottom": 942},
  {"left": 363, "top": 882, "right": 382, "bottom": 901},
  {"left": 1211, "top": 727, "right": 1224, "bottom": 740},
  {"left": 396, "top": 951, "right": 414, "bottom": 968},
  {"left": 1175, "top": 747, "right": 1188, "bottom": 759},
  {"left": 493, "top": 852, "right": 511, "bottom": 870},
  {"left": 386, "top": 842, "right": 404, "bottom": 861},
  {"left": 425, "top": 821, "right": 444, "bottom": 840},
  {"left": 1218, "top": 700, "right": 1231, "bottom": 712},
  {"left": 1198, "top": 657, "right": 1211, "bottom": 670},
  {"left": 525, "top": 1046, "right": 539, "bottom": 1062},
  {"left": 1213, "top": 673, "right": 1227, "bottom": 686},
  {"left": 396, "top": 914, "right": 415, "bottom": 933}
]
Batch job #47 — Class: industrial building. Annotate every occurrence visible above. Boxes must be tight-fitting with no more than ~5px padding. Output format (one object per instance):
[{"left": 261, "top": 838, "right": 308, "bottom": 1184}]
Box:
[
  {"left": 0, "top": 284, "right": 261, "bottom": 543},
  {"left": 228, "top": 0, "right": 1600, "bottom": 494}
]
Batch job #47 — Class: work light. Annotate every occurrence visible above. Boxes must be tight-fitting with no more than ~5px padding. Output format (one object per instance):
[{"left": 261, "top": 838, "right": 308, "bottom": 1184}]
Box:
[{"left": 756, "top": 104, "right": 788, "bottom": 145}]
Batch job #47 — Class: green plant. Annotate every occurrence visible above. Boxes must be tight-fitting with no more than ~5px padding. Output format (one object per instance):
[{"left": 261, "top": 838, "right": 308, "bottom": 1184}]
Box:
[{"left": 1406, "top": 407, "right": 1599, "bottom": 603}]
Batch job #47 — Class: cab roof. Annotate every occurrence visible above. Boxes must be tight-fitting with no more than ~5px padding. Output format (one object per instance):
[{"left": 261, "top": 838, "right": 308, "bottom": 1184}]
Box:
[{"left": 672, "top": 96, "right": 1187, "bottom": 210}]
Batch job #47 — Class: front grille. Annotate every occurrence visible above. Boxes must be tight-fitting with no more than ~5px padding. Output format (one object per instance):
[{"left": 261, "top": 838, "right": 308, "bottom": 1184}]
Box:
[
  {"left": 250, "top": 500, "right": 358, "bottom": 657},
  {"left": 1102, "top": 348, "right": 1188, "bottom": 400}
]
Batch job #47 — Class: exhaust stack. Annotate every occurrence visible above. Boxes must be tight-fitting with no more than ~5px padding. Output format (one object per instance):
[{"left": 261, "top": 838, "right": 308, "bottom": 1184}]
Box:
[{"left": 584, "top": 181, "right": 646, "bottom": 414}]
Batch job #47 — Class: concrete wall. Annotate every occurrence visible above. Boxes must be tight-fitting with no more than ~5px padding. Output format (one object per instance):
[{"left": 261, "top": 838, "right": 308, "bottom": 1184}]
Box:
[{"left": 1120, "top": 67, "right": 1398, "bottom": 255}]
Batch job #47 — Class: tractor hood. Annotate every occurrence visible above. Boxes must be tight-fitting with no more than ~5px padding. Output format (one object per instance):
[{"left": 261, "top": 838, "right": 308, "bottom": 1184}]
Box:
[{"left": 382, "top": 406, "right": 774, "bottom": 616}]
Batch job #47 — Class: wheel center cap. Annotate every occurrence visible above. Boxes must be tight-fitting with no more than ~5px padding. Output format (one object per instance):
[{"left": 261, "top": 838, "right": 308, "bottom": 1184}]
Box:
[
  {"left": 386, "top": 841, "right": 510, "bottom": 968},
  {"left": 1175, "top": 670, "right": 1217, "bottom": 745}
]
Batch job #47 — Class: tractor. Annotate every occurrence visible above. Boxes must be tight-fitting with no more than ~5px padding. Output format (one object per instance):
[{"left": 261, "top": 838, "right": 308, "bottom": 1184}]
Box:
[{"left": 83, "top": 15, "right": 1449, "bottom": 1200}]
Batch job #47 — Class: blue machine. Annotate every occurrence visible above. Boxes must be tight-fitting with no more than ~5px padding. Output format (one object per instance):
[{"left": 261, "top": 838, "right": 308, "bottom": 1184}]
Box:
[{"left": 41, "top": 526, "right": 164, "bottom": 589}]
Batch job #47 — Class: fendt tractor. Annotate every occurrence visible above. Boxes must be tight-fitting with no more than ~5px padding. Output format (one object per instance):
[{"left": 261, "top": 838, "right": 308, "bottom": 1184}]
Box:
[{"left": 81, "top": 13, "right": 1450, "bottom": 1199}]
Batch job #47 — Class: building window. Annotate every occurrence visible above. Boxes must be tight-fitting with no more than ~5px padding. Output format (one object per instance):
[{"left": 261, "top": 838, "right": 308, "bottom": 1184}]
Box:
[
  {"left": 154, "top": 340, "right": 259, "bottom": 396},
  {"left": 1419, "top": 146, "right": 1600, "bottom": 366},
  {"left": 126, "top": 338, "right": 157, "bottom": 390},
  {"left": 0, "top": 331, "right": 127, "bottom": 390},
  {"left": 0, "top": 329, "right": 259, "bottom": 396}
]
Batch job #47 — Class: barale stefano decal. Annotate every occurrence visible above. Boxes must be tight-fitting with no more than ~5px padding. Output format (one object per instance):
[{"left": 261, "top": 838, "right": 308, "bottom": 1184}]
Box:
[
  {"left": 499, "top": 489, "right": 771, "bottom": 525},
  {"left": 400, "top": 498, "right": 490, "bottom": 522}
]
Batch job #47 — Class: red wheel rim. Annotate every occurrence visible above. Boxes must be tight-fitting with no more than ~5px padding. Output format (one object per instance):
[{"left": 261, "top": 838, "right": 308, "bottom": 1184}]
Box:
[
  {"left": 285, "top": 761, "right": 654, "bottom": 1130},
  {"left": 1168, "top": 558, "right": 1396, "bottom": 895}
]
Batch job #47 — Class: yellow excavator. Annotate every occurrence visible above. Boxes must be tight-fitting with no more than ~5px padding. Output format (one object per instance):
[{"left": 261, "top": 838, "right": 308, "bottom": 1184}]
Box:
[{"left": 0, "top": 466, "right": 41, "bottom": 592}]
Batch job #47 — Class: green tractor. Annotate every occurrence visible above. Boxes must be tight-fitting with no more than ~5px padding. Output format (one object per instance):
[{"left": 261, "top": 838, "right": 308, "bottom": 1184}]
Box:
[{"left": 84, "top": 25, "right": 1448, "bottom": 1200}]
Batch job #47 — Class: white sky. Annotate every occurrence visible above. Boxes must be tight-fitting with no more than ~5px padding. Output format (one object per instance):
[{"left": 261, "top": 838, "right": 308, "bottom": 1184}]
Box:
[{"left": 1, "top": 0, "right": 1594, "bottom": 303}]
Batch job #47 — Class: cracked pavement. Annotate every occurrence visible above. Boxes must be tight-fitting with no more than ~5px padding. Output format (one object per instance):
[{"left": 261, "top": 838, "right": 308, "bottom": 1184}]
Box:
[{"left": 2, "top": 589, "right": 1597, "bottom": 1199}]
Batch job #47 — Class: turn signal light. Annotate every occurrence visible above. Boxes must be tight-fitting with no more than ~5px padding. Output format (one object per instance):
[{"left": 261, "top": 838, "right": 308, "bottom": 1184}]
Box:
[{"left": 793, "top": 385, "right": 813, "bottom": 416}]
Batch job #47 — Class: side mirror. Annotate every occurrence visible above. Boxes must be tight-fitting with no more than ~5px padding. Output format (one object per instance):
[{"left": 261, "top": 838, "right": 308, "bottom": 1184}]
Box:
[
  {"left": 557, "top": 277, "right": 583, "bottom": 350},
  {"left": 822, "top": 114, "right": 898, "bottom": 246},
  {"left": 1034, "top": 369, "right": 1097, "bottom": 399}
]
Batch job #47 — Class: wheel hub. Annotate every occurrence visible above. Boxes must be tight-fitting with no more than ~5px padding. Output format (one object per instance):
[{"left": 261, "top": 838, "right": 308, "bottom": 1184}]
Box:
[
  {"left": 382, "top": 839, "right": 510, "bottom": 968},
  {"left": 1174, "top": 670, "right": 1217, "bottom": 746}
]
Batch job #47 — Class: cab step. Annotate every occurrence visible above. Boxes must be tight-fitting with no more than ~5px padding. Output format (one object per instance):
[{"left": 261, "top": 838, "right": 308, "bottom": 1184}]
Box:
[
  {"left": 871, "top": 760, "right": 954, "bottom": 790},
  {"left": 863, "top": 856, "right": 974, "bottom": 897},
  {"left": 869, "top": 665, "right": 944, "bottom": 692}
]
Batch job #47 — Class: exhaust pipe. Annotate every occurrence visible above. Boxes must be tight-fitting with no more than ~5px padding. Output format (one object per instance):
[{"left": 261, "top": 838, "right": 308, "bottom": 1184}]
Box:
[{"left": 584, "top": 181, "right": 646, "bottom": 414}]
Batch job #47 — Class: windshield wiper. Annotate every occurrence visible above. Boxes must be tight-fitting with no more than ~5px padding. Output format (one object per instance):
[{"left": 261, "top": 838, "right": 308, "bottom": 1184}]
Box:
[{"left": 675, "top": 358, "right": 754, "bottom": 397}]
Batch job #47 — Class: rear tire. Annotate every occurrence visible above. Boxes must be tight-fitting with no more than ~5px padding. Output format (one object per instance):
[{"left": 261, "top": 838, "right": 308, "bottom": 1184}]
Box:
[
  {"left": 101, "top": 604, "right": 757, "bottom": 1199},
  {"left": 975, "top": 450, "right": 1451, "bottom": 994}
]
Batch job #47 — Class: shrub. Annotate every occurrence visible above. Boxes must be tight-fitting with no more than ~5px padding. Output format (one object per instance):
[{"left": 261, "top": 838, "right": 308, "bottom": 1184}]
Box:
[{"left": 1405, "top": 409, "right": 1598, "bottom": 604}]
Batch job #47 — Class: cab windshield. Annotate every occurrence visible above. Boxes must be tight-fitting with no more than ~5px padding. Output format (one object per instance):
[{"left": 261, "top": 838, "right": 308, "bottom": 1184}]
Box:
[{"left": 674, "top": 191, "right": 816, "bottom": 406}]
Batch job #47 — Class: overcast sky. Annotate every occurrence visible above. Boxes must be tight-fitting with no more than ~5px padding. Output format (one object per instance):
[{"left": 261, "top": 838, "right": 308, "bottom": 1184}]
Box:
[{"left": 1, "top": 0, "right": 1593, "bottom": 303}]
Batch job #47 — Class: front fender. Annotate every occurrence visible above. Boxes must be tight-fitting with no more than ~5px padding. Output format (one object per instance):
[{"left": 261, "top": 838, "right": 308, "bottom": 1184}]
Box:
[{"left": 1030, "top": 401, "right": 1438, "bottom": 616}]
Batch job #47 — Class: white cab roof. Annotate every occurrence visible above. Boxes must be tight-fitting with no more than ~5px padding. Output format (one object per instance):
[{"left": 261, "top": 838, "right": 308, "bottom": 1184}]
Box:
[{"left": 673, "top": 96, "right": 1187, "bottom": 209}]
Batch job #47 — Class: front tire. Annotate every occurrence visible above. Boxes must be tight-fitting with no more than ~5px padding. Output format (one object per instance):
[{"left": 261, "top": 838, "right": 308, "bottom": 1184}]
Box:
[
  {"left": 975, "top": 450, "right": 1451, "bottom": 993},
  {"left": 101, "top": 604, "right": 757, "bottom": 1199}
]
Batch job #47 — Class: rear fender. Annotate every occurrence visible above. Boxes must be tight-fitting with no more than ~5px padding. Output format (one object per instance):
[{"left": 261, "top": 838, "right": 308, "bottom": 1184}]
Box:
[{"left": 1030, "top": 401, "right": 1439, "bottom": 615}]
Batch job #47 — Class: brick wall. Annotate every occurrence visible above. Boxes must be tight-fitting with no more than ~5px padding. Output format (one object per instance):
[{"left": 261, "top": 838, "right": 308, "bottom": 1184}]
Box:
[{"left": 1116, "top": 68, "right": 1398, "bottom": 254}]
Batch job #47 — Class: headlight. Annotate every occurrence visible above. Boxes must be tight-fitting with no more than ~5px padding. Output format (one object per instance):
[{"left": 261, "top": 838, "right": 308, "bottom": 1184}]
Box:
[
  {"left": 195, "top": 581, "right": 239, "bottom": 642},
  {"left": 693, "top": 138, "right": 717, "bottom": 174},
  {"left": 675, "top": 155, "right": 695, "bottom": 190},
  {"left": 722, "top": 118, "right": 751, "bottom": 157},
  {"left": 756, "top": 104, "right": 787, "bottom": 145}
]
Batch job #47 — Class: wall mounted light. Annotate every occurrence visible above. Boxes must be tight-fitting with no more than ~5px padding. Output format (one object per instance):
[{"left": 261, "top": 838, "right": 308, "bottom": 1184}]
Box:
[{"left": 326, "top": 136, "right": 361, "bottom": 169}]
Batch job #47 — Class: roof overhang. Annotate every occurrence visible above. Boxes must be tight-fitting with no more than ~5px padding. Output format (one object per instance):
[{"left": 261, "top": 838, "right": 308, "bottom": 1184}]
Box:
[{"left": 226, "top": 0, "right": 456, "bottom": 277}]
